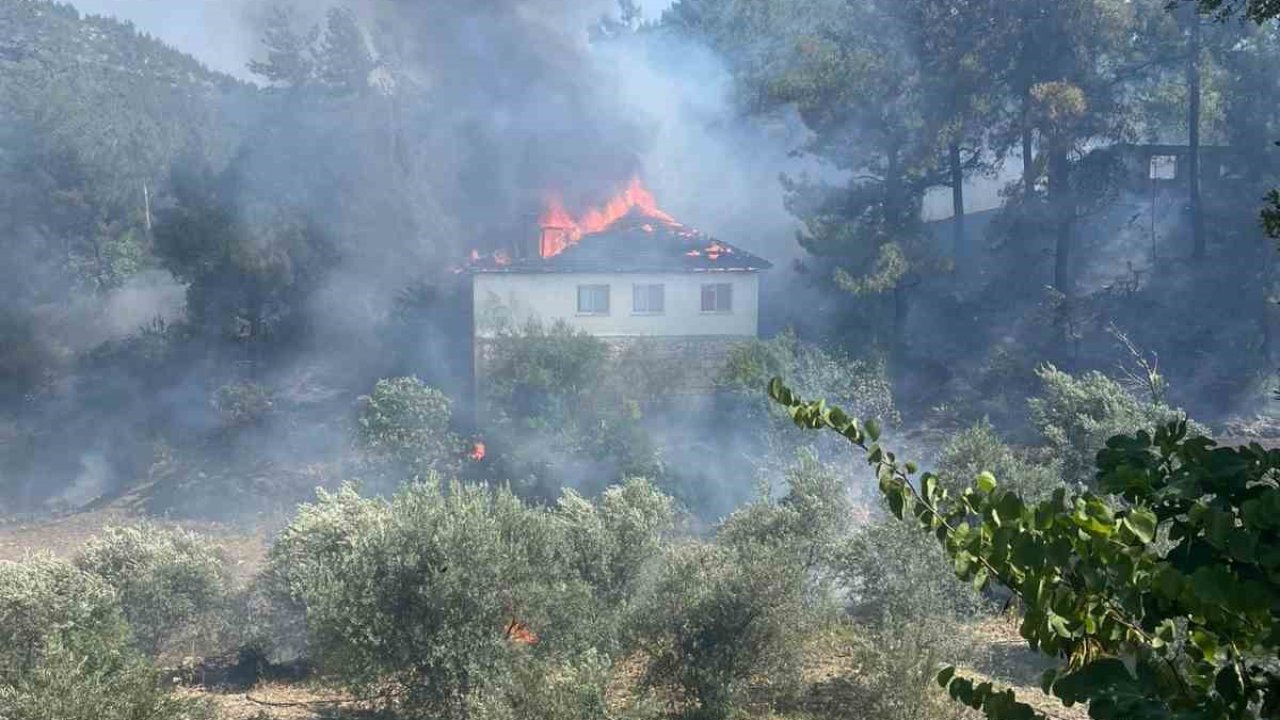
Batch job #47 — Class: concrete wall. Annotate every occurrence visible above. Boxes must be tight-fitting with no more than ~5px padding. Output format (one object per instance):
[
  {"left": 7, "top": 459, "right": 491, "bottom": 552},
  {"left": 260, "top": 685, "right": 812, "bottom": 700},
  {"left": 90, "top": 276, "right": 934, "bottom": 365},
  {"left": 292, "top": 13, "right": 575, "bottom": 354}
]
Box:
[
  {"left": 473, "top": 272, "right": 760, "bottom": 338},
  {"left": 475, "top": 334, "right": 752, "bottom": 395}
]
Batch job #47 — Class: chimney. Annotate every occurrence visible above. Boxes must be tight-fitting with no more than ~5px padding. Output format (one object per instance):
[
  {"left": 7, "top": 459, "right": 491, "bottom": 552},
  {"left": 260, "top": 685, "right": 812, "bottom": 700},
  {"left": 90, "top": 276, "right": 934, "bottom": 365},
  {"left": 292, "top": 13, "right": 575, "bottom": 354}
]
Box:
[{"left": 516, "top": 213, "right": 541, "bottom": 260}]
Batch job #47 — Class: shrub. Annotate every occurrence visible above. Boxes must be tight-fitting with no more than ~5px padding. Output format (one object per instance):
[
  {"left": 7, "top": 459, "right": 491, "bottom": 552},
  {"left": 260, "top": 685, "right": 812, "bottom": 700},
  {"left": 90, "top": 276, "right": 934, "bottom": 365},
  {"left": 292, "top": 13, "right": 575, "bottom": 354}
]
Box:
[
  {"left": 934, "top": 420, "right": 1061, "bottom": 502},
  {"left": 0, "top": 556, "right": 130, "bottom": 680},
  {"left": 0, "top": 640, "right": 214, "bottom": 720},
  {"left": 480, "top": 320, "right": 665, "bottom": 496},
  {"left": 639, "top": 456, "right": 848, "bottom": 719},
  {"left": 554, "top": 478, "right": 675, "bottom": 611},
  {"left": 0, "top": 556, "right": 213, "bottom": 720},
  {"left": 357, "top": 376, "right": 462, "bottom": 481},
  {"left": 716, "top": 452, "right": 853, "bottom": 574},
  {"left": 832, "top": 509, "right": 984, "bottom": 720},
  {"left": 483, "top": 319, "right": 609, "bottom": 427},
  {"left": 473, "top": 650, "right": 618, "bottom": 720},
  {"left": 268, "top": 479, "right": 658, "bottom": 718},
  {"left": 1028, "top": 364, "right": 1195, "bottom": 485},
  {"left": 641, "top": 541, "right": 813, "bottom": 720},
  {"left": 212, "top": 380, "right": 274, "bottom": 428},
  {"left": 774, "top": 378, "right": 1280, "bottom": 719},
  {"left": 75, "top": 523, "right": 231, "bottom": 656},
  {"left": 719, "top": 331, "right": 899, "bottom": 427}
]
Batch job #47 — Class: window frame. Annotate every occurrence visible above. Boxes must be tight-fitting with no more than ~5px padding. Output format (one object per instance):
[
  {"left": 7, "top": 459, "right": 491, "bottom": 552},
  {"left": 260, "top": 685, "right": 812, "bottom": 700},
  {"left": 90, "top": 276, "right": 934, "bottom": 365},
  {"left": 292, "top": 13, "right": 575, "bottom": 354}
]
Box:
[
  {"left": 576, "top": 284, "right": 611, "bottom": 316},
  {"left": 700, "top": 282, "right": 734, "bottom": 314},
  {"left": 631, "top": 283, "right": 666, "bottom": 315},
  {"left": 1149, "top": 154, "right": 1177, "bottom": 181}
]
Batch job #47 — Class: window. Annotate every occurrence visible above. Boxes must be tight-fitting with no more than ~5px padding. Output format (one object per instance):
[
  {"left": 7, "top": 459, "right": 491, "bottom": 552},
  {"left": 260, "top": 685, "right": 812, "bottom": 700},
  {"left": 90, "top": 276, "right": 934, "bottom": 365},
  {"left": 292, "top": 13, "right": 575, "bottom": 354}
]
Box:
[
  {"left": 701, "top": 283, "right": 733, "bottom": 313},
  {"left": 632, "top": 284, "right": 665, "bottom": 314},
  {"left": 577, "top": 284, "right": 610, "bottom": 315},
  {"left": 1149, "top": 155, "right": 1177, "bottom": 180}
]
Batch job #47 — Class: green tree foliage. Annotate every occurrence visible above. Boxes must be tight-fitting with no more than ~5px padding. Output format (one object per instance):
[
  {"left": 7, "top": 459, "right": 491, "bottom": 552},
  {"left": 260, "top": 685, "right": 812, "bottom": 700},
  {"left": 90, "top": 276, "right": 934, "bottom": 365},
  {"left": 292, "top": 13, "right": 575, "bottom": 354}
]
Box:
[
  {"left": 638, "top": 457, "right": 849, "bottom": 719},
  {"left": 1195, "top": 0, "right": 1280, "bottom": 23},
  {"left": 670, "top": 0, "right": 983, "bottom": 352},
  {"left": 0, "top": 556, "right": 129, "bottom": 679},
  {"left": 316, "top": 7, "right": 376, "bottom": 97},
  {"left": 75, "top": 523, "right": 232, "bottom": 656},
  {"left": 1028, "top": 364, "right": 1197, "bottom": 486},
  {"left": 356, "top": 376, "right": 463, "bottom": 481},
  {"left": 0, "top": 0, "right": 242, "bottom": 408},
  {"left": 1266, "top": 187, "right": 1280, "bottom": 241},
  {"left": 481, "top": 319, "right": 664, "bottom": 487},
  {"left": 153, "top": 159, "right": 336, "bottom": 349},
  {"left": 717, "top": 333, "right": 899, "bottom": 495},
  {"left": 267, "top": 478, "right": 674, "bottom": 718},
  {"left": 212, "top": 380, "right": 276, "bottom": 429},
  {"left": 718, "top": 331, "right": 899, "bottom": 427},
  {"left": 837, "top": 518, "right": 983, "bottom": 720},
  {"left": 247, "top": 5, "right": 319, "bottom": 89},
  {"left": 773, "top": 377, "right": 1280, "bottom": 720},
  {"left": 0, "top": 555, "right": 212, "bottom": 720},
  {"left": 935, "top": 420, "right": 1062, "bottom": 502},
  {"left": 484, "top": 319, "right": 610, "bottom": 427},
  {"left": 555, "top": 479, "right": 676, "bottom": 611},
  {"left": 0, "top": 1, "right": 242, "bottom": 291}
]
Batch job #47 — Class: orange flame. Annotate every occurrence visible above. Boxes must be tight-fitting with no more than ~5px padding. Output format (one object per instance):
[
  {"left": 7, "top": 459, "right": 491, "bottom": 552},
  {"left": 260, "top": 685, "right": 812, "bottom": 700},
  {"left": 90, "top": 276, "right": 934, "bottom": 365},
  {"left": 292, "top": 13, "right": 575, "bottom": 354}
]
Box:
[
  {"left": 538, "top": 176, "right": 677, "bottom": 259},
  {"left": 505, "top": 619, "right": 538, "bottom": 645},
  {"left": 469, "top": 442, "right": 487, "bottom": 462}
]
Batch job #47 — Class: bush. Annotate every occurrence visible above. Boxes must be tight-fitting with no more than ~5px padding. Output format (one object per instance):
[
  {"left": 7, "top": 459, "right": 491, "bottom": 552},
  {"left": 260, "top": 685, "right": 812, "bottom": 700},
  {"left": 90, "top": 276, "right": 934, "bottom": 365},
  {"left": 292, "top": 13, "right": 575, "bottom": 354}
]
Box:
[
  {"left": 483, "top": 319, "right": 609, "bottom": 427},
  {"left": 934, "top": 420, "right": 1061, "bottom": 502},
  {"left": 832, "top": 513, "right": 984, "bottom": 720},
  {"left": 212, "top": 380, "right": 274, "bottom": 428},
  {"left": 1028, "top": 364, "right": 1195, "bottom": 485},
  {"left": 267, "top": 479, "right": 673, "bottom": 718},
  {"left": 0, "top": 556, "right": 212, "bottom": 720},
  {"left": 555, "top": 478, "right": 676, "bottom": 612},
  {"left": 0, "top": 556, "right": 130, "bottom": 679},
  {"left": 357, "top": 376, "right": 462, "bottom": 481},
  {"left": 639, "top": 456, "right": 849, "bottom": 719},
  {"left": 774, "top": 377, "right": 1280, "bottom": 719},
  {"left": 641, "top": 541, "right": 812, "bottom": 719},
  {"left": 719, "top": 331, "right": 899, "bottom": 426},
  {"left": 472, "top": 650, "right": 618, "bottom": 720},
  {"left": 480, "top": 320, "right": 665, "bottom": 496},
  {"left": 0, "top": 640, "right": 214, "bottom": 720},
  {"left": 75, "top": 523, "right": 231, "bottom": 656}
]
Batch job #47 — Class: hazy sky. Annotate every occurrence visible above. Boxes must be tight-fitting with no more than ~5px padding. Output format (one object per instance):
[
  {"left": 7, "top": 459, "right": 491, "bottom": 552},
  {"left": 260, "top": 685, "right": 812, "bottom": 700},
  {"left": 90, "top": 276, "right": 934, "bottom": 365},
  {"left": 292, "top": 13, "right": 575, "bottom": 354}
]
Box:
[
  {"left": 66, "top": 0, "right": 676, "bottom": 77},
  {"left": 67, "top": 0, "right": 259, "bottom": 76}
]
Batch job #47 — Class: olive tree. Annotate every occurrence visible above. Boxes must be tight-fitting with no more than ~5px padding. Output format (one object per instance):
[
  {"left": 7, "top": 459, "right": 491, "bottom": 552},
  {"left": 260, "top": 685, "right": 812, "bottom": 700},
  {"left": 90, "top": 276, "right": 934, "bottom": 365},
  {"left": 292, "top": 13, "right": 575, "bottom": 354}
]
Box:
[{"left": 773, "top": 377, "right": 1280, "bottom": 720}]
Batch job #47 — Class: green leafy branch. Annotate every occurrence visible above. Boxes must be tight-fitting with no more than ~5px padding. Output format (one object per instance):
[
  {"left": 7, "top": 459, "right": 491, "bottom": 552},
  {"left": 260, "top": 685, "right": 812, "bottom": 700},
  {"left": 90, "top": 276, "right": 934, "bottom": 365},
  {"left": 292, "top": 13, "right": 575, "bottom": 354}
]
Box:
[{"left": 768, "top": 378, "right": 1280, "bottom": 720}]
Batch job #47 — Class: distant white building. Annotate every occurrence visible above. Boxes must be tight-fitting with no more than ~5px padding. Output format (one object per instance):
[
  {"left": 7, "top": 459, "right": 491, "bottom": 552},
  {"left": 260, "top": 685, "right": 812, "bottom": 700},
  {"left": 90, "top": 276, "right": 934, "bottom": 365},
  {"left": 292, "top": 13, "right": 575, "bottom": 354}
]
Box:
[{"left": 468, "top": 208, "right": 772, "bottom": 392}]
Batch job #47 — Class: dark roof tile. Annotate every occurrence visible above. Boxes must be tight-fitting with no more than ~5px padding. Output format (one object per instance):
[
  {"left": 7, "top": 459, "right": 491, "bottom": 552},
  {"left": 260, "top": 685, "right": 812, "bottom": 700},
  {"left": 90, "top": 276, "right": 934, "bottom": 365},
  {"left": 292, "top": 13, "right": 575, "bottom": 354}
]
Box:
[{"left": 468, "top": 209, "right": 772, "bottom": 274}]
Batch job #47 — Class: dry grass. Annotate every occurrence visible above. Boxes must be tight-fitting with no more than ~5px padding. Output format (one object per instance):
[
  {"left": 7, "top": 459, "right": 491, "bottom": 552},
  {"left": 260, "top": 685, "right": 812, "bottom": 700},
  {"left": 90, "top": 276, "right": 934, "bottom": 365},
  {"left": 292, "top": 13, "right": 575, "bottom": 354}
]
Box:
[
  {"left": 0, "top": 504, "right": 270, "bottom": 581},
  {"left": 179, "top": 682, "right": 385, "bottom": 720}
]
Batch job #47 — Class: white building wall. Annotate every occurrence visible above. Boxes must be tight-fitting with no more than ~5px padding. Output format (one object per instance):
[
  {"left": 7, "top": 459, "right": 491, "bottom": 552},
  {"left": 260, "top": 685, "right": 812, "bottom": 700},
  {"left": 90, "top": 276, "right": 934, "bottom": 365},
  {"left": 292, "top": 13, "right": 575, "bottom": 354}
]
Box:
[{"left": 474, "top": 272, "right": 760, "bottom": 338}]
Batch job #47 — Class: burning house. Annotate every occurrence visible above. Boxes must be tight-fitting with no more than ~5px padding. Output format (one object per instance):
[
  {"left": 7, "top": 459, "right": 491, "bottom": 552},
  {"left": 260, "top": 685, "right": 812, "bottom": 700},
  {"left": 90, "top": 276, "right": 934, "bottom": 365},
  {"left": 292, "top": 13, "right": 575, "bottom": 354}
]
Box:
[{"left": 467, "top": 178, "right": 772, "bottom": 393}]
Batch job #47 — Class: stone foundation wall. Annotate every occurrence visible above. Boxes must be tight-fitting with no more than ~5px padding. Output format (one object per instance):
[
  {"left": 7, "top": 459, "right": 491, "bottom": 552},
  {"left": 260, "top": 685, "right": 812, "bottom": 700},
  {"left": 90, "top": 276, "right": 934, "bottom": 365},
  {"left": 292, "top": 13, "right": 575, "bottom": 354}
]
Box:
[{"left": 475, "top": 334, "right": 753, "bottom": 397}]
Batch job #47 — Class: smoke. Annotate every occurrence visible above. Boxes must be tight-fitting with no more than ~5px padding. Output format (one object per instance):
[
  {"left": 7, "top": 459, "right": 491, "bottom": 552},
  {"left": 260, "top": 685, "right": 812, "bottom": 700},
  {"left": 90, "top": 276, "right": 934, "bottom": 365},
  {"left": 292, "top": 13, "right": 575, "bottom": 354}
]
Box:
[
  {"left": 599, "top": 29, "right": 813, "bottom": 263},
  {"left": 0, "top": 0, "right": 821, "bottom": 517},
  {"left": 64, "top": 0, "right": 262, "bottom": 77}
]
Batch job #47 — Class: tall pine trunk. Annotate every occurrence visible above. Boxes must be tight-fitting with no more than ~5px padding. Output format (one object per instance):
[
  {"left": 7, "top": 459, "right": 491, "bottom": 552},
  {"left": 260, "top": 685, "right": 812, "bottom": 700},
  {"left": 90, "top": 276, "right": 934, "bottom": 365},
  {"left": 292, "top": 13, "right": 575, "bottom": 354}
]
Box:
[
  {"left": 1022, "top": 87, "right": 1036, "bottom": 193},
  {"left": 1188, "top": 12, "right": 1206, "bottom": 260},
  {"left": 1049, "top": 146, "right": 1072, "bottom": 295},
  {"left": 1048, "top": 143, "right": 1074, "bottom": 360},
  {"left": 950, "top": 142, "right": 967, "bottom": 269},
  {"left": 884, "top": 147, "right": 908, "bottom": 361}
]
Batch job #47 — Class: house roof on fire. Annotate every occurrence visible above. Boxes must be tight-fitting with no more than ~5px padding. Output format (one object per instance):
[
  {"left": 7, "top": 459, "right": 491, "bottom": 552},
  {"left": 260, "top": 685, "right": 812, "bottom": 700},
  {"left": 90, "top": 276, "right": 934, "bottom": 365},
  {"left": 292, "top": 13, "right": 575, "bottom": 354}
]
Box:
[{"left": 467, "top": 208, "right": 773, "bottom": 274}]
